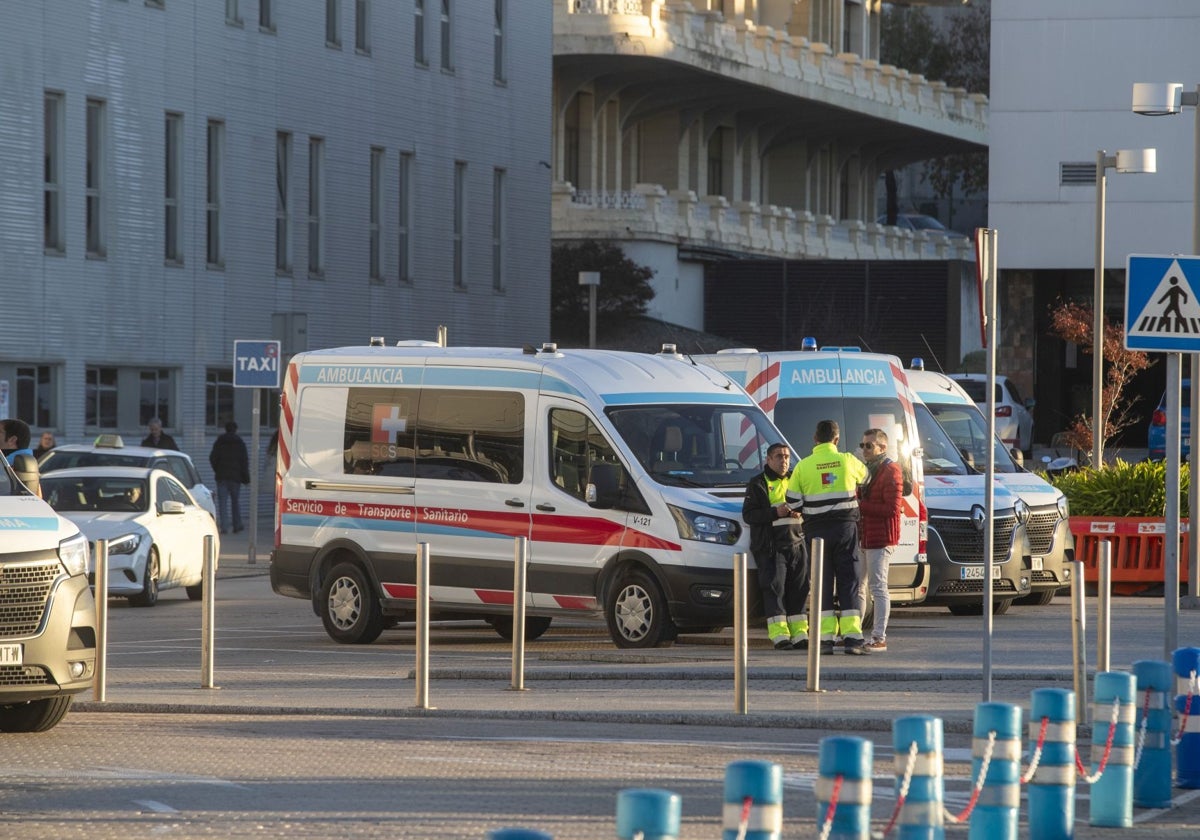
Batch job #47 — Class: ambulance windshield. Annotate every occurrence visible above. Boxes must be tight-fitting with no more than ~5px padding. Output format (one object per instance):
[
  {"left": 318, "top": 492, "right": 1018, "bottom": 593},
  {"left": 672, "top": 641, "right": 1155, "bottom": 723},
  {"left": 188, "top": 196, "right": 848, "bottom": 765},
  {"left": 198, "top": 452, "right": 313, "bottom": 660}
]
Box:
[
  {"left": 912, "top": 403, "right": 971, "bottom": 475},
  {"left": 772, "top": 396, "right": 919, "bottom": 481},
  {"left": 922, "top": 401, "right": 1019, "bottom": 473}
]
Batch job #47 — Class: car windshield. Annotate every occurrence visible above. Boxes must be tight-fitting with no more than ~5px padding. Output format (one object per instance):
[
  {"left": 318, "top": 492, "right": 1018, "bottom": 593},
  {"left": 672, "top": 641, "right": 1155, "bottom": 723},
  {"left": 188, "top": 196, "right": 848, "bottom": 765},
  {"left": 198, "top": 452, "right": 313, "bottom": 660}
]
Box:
[
  {"left": 42, "top": 475, "right": 150, "bottom": 513},
  {"left": 913, "top": 404, "right": 970, "bottom": 475},
  {"left": 907, "top": 215, "right": 946, "bottom": 232},
  {"left": 39, "top": 450, "right": 150, "bottom": 473},
  {"left": 953, "top": 378, "right": 1001, "bottom": 404},
  {"left": 771, "top": 395, "right": 918, "bottom": 485},
  {"left": 924, "top": 401, "right": 1018, "bottom": 473},
  {"left": 605, "top": 403, "right": 778, "bottom": 487}
]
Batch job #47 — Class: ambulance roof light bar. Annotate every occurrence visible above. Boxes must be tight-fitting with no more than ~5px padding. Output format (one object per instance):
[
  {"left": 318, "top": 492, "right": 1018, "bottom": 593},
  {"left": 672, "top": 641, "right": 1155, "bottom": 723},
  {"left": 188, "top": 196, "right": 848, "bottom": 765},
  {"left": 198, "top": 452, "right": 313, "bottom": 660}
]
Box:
[
  {"left": 911, "top": 357, "right": 926, "bottom": 370},
  {"left": 801, "top": 337, "right": 818, "bottom": 351}
]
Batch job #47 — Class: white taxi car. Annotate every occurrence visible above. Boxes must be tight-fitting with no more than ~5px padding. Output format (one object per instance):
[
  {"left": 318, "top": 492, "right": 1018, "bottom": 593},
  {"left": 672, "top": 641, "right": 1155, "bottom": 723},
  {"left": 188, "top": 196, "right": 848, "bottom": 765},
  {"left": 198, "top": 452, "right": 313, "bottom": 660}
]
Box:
[{"left": 40, "top": 466, "right": 220, "bottom": 606}]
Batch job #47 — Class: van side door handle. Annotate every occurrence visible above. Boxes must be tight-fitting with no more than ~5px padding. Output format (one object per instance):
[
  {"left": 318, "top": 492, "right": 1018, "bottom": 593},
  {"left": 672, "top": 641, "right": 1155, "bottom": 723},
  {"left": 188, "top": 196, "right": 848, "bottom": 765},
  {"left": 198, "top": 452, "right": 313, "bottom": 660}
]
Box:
[
  {"left": 505, "top": 498, "right": 525, "bottom": 508},
  {"left": 535, "top": 503, "right": 556, "bottom": 512}
]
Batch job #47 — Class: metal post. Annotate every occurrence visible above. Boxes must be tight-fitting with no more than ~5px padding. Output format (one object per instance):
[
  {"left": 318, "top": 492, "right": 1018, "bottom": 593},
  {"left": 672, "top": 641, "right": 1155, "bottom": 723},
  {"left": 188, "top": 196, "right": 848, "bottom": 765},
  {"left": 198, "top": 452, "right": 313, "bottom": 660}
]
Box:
[
  {"left": 511, "top": 536, "right": 528, "bottom": 692},
  {"left": 248, "top": 391, "right": 260, "bottom": 565},
  {"left": 1189, "top": 87, "right": 1200, "bottom": 609},
  {"left": 733, "top": 551, "right": 748, "bottom": 714},
  {"left": 414, "top": 541, "right": 431, "bottom": 709},
  {"left": 1098, "top": 540, "right": 1112, "bottom": 675},
  {"left": 437, "top": 325, "right": 447, "bottom": 347},
  {"left": 588, "top": 284, "right": 597, "bottom": 349},
  {"left": 1166, "top": 353, "right": 1182, "bottom": 659},
  {"left": 92, "top": 540, "right": 108, "bottom": 702},
  {"left": 982, "top": 228, "right": 998, "bottom": 703},
  {"left": 806, "top": 537, "right": 824, "bottom": 693},
  {"left": 200, "top": 534, "right": 217, "bottom": 689},
  {"left": 1071, "top": 557, "right": 1088, "bottom": 723},
  {"left": 1093, "top": 150, "right": 1108, "bottom": 470}
]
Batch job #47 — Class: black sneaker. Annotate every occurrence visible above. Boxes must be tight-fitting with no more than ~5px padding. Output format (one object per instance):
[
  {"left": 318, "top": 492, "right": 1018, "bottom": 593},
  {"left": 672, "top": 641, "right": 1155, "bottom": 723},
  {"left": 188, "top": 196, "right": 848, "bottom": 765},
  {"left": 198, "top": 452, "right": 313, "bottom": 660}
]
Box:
[
  {"left": 819, "top": 641, "right": 835, "bottom": 655},
  {"left": 773, "top": 638, "right": 793, "bottom": 650},
  {"left": 843, "top": 639, "right": 870, "bottom": 656},
  {"left": 792, "top": 638, "right": 809, "bottom": 651}
]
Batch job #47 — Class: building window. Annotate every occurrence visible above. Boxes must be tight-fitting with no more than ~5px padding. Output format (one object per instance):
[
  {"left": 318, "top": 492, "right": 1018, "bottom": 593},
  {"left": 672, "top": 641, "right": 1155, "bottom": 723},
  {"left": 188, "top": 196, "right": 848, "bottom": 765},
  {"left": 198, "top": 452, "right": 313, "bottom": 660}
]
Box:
[
  {"left": 260, "top": 0, "right": 274, "bottom": 32},
  {"left": 205, "top": 368, "right": 234, "bottom": 429},
  {"left": 206, "top": 120, "right": 224, "bottom": 267},
  {"left": 164, "top": 112, "right": 183, "bottom": 264},
  {"left": 44, "top": 92, "right": 65, "bottom": 253},
  {"left": 140, "top": 369, "right": 173, "bottom": 427},
  {"left": 326, "top": 0, "right": 340, "bottom": 46},
  {"left": 355, "top": 0, "right": 369, "bottom": 53},
  {"left": 414, "top": 0, "right": 426, "bottom": 65},
  {"left": 276, "top": 131, "right": 292, "bottom": 274},
  {"left": 440, "top": 0, "right": 452, "bottom": 71},
  {"left": 16, "top": 365, "right": 57, "bottom": 429},
  {"left": 492, "top": 168, "right": 505, "bottom": 291},
  {"left": 453, "top": 161, "right": 466, "bottom": 288},
  {"left": 226, "top": 0, "right": 241, "bottom": 24},
  {"left": 308, "top": 137, "right": 324, "bottom": 277},
  {"left": 398, "top": 151, "right": 413, "bottom": 283},
  {"left": 85, "top": 367, "right": 119, "bottom": 429},
  {"left": 85, "top": 98, "right": 106, "bottom": 257},
  {"left": 369, "top": 147, "right": 385, "bottom": 282},
  {"left": 493, "top": 0, "right": 505, "bottom": 83}
]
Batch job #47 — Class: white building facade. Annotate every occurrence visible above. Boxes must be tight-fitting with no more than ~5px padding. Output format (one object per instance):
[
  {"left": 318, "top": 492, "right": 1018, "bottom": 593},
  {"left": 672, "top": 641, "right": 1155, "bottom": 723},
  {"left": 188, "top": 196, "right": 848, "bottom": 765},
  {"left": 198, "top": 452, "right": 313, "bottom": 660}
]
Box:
[
  {"left": 0, "top": 0, "right": 551, "bottom": 462},
  {"left": 989, "top": 0, "right": 1200, "bottom": 442}
]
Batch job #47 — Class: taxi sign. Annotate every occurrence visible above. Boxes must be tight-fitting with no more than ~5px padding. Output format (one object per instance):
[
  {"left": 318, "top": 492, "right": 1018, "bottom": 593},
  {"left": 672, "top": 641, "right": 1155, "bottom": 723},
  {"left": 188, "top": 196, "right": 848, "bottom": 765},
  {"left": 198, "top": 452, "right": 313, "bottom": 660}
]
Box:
[
  {"left": 1125, "top": 254, "right": 1200, "bottom": 351},
  {"left": 233, "top": 340, "right": 282, "bottom": 388}
]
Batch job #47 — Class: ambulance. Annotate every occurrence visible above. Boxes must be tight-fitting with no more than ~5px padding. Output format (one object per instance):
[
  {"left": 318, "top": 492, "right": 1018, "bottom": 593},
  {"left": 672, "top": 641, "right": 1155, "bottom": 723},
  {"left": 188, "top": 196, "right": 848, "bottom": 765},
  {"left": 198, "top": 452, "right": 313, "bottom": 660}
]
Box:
[
  {"left": 0, "top": 452, "right": 96, "bottom": 732},
  {"left": 696, "top": 342, "right": 1036, "bottom": 615},
  {"left": 906, "top": 363, "right": 1073, "bottom": 605},
  {"left": 269, "top": 341, "right": 787, "bottom": 648}
]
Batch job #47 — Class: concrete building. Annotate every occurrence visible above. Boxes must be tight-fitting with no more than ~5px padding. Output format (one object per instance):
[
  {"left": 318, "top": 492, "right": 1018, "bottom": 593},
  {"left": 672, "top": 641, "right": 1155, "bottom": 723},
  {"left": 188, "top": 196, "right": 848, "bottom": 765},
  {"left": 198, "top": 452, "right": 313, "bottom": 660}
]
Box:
[
  {"left": 0, "top": 0, "right": 551, "bottom": 460},
  {"left": 989, "top": 0, "right": 1199, "bottom": 446}
]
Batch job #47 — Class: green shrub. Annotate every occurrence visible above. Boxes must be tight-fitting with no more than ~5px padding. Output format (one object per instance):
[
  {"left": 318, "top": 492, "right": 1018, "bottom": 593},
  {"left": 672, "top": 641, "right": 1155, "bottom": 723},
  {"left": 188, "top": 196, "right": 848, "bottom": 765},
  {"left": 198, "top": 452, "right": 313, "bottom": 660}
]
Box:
[{"left": 1041, "top": 459, "right": 1189, "bottom": 517}]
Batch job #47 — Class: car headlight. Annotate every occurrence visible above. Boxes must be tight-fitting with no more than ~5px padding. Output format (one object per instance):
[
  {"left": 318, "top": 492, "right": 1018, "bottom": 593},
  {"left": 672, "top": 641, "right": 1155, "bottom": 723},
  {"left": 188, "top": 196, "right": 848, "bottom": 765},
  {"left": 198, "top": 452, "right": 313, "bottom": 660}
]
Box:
[
  {"left": 58, "top": 533, "right": 89, "bottom": 577},
  {"left": 1056, "top": 495, "right": 1070, "bottom": 519},
  {"left": 1013, "top": 498, "right": 1030, "bottom": 525},
  {"left": 668, "top": 505, "right": 741, "bottom": 545},
  {"left": 107, "top": 532, "right": 145, "bottom": 556}
]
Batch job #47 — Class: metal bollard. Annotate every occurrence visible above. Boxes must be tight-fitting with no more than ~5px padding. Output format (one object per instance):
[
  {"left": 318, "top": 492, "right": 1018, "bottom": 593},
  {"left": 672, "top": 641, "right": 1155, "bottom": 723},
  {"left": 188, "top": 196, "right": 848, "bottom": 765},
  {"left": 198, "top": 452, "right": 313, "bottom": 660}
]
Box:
[
  {"left": 200, "top": 533, "right": 217, "bottom": 689},
  {"left": 733, "top": 552, "right": 748, "bottom": 715},
  {"left": 968, "top": 702, "right": 1021, "bottom": 840},
  {"left": 511, "top": 536, "right": 528, "bottom": 692},
  {"left": 1089, "top": 671, "right": 1136, "bottom": 827},
  {"left": 92, "top": 539, "right": 108, "bottom": 702},
  {"left": 488, "top": 830, "right": 553, "bottom": 840},
  {"left": 807, "top": 537, "right": 825, "bottom": 692},
  {"left": 722, "top": 760, "right": 781, "bottom": 840},
  {"left": 1027, "top": 688, "right": 1076, "bottom": 840},
  {"left": 414, "top": 541, "right": 431, "bottom": 710},
  {"left": 1174, "top": 646, "right": 1200, "bottom": 788},
  {"left": 1132, "top": 659, "right": 1174, "bottom": 808},
  {"left": 893, "top": 715, "right": 944, "bottom": 840},
  {"left": 615, "top": 788, "right": 680, "bottom": 840},
  {"left": 816, "top": 736, "right": 872, "bottom": 840}
]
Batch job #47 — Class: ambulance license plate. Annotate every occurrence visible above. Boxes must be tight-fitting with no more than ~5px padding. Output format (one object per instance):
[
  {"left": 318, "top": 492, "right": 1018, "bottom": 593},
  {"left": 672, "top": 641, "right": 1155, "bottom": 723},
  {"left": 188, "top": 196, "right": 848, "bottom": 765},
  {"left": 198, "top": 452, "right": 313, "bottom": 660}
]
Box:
[
  {"left": 0, "top": 644, "right": 22, "bottom": 666},
  {"left": 960, "top": 565, "right": 1001, "bottom": 580}
]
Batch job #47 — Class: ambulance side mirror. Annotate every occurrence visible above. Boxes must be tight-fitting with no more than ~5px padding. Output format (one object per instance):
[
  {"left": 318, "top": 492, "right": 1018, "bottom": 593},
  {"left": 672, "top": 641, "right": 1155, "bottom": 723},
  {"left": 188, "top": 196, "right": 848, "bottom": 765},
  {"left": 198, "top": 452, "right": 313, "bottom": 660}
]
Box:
[{"left": 586, "top": 463, "right": 621, "bottom": 509}]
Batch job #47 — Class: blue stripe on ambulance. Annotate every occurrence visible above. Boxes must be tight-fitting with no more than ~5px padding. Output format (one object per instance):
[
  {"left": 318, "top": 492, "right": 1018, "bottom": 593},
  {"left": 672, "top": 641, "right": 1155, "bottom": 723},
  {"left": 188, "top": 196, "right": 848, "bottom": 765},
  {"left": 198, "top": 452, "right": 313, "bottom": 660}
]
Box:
[
  {"left": 283, "top": 514, "right": 417, "bottom": 534},
  {"left": 0, "top": 516, "right": 62, "bottom": 531}
]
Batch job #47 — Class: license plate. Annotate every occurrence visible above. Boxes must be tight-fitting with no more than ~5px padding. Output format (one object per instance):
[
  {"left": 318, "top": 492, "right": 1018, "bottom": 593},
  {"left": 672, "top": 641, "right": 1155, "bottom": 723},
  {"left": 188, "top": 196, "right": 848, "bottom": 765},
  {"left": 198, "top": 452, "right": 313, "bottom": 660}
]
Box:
[
  {"left": 0, "top": 644, "right": 22, "bottom": 666},
  {"left": 960, "top": 565, "right": 1001, "bottom": 580},
  {"left": 1031, "top": 557, "right": 1044, "bottom": 571}
]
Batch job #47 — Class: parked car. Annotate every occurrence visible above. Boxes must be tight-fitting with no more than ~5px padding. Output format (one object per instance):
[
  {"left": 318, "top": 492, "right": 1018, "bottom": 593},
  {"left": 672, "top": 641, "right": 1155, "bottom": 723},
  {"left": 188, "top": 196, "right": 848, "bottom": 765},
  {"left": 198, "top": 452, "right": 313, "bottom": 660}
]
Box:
[
  {"left": 875, "top": 213, "right": 968, "bottom": 239},
  {"left": 38, "top": 435, "right": 217, "bottom": 521},
  {"left": 949, "top": 374, "right": 1035, "bottom": 456},
  {"left": 1147, "top": 379, "right": 1191, "bottom": 461},
  {"left": 40, "top": 466, "right": 220, "bottom": 606}
]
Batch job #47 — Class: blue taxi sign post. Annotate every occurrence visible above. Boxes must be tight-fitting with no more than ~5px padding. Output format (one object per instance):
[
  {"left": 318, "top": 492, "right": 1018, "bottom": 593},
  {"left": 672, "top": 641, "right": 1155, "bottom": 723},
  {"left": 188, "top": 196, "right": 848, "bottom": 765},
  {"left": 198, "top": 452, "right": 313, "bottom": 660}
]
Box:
[{"left": 232, "top": 340, "right": 281, "bottom": 565}]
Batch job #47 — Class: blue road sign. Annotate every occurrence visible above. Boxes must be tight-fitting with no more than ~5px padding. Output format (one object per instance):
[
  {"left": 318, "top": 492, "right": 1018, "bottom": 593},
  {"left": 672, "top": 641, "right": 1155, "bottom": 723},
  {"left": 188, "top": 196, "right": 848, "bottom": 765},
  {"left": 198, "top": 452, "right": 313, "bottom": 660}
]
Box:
[
  {"left": 1126, "top": 254, "right": 1200, "bottom": 351},
  {"left": 233, "top": 340, "right": 281, "bottom": 388}
]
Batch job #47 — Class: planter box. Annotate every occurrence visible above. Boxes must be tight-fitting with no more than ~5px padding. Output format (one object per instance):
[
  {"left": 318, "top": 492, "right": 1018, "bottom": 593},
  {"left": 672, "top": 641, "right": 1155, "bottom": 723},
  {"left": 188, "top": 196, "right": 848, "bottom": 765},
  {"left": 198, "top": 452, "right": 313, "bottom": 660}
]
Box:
[{"left": 1069, "top": 516, "right": 1192, "bottom": 594}]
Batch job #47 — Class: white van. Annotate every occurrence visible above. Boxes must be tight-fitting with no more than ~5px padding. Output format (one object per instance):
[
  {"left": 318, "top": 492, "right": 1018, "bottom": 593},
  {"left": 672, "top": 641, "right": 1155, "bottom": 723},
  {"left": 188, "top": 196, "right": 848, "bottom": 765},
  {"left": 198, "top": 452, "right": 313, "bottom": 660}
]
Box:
[
  {"left": 270, "top": 342, "right": 787, "bottom": 648},
  {"left": 0, "top": 455, "right": 96, "bottom": 732},
  {"left": 693, "top": 344, "right": 929, "bottom": 607},
  {"left": 906, "top": 364, "right": 1072, "bottom": 605}
]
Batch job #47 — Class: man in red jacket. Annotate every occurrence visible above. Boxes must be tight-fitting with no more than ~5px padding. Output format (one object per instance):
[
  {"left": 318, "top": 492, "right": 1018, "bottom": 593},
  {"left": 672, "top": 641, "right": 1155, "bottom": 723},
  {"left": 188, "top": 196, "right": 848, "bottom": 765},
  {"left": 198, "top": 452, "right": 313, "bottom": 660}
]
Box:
[{"left": 857, "top": 428, "right": 903, "bottom": 652}]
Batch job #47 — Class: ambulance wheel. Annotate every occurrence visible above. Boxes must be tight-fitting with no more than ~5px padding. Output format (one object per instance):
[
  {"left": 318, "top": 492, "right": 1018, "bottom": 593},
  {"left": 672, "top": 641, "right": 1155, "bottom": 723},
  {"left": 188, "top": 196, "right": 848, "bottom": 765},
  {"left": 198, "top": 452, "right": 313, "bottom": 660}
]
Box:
[
  {"left": 605, "top": 567, "right": 677, "bottom": 649},
  {"left": 1016, "top": 589, "right": 1057, "bottom": 606},
  {"left": 948, "top": 597, "right": 1014, "bottom": 617},
  {"left": 0, "top": 696, "right": 73, "bottom": 732},
  {"left": 320, "top": 562, "right": 384, "bottom": 644},
  {"left": 490, "top": 616, "right": 552, "bottom": 641}
]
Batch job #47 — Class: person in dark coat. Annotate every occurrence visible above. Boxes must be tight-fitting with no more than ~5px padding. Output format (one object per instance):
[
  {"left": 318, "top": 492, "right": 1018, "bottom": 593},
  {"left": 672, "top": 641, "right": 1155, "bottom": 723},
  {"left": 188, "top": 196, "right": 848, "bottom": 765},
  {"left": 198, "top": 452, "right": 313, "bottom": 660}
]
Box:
[
  {"left": 142, "top": 417, "right": 179, "bottom": 450},
  {"left": 209, "top": 421, "right": 249, "bottom": 534}
]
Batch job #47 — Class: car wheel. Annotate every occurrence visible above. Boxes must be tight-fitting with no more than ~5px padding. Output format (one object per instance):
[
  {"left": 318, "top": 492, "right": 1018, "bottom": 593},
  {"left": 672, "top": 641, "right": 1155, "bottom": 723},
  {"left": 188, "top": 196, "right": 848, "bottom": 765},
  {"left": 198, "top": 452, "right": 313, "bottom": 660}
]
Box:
[
  {"left": 129, "top": 549, "right": 160, "bottom": 607},
  {"left": 319, "top": 561, "right": 384, "bottom": 644},
  {"left": 0, "top": 696, "right": 74, "bottom": 733},
  {"left": 1015, "top": 589, "right": 1056, "bottom": 606},
  {"left": 186, "top": 582, "right": 204, "bottom": 601},
  {"left": 489, "top": 616, "right": 552, "bottom": 641},
  {"left": 604, "top": 567, "right": 677, "bottom": 649},
  {"left": 993, "top": 597, "right": 1014, "bottom": 615}
]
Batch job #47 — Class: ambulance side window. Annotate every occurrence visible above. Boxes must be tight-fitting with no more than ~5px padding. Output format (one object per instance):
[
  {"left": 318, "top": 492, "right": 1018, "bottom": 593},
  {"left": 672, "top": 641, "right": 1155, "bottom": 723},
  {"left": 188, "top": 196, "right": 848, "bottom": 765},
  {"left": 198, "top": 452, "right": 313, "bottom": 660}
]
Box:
[
  {"left": 343, "top": 388, "right": 418, "bottom": 477},
  {"left": 549, "top": 408, "right": 646, "bottom": 511},
  {"left": 415, "top": 390, "right": 524, "bottom": 484}
]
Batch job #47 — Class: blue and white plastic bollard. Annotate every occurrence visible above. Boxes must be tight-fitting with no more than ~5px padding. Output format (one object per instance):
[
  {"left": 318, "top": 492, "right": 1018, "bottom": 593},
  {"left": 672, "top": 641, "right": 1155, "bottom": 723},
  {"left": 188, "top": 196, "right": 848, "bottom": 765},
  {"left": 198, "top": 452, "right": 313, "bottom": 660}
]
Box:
[
  {"left": 1132, "top": 659, "right": 1174, "bottom": 808},
  {"left": 967, "top": 702, "right": 1021, "bottom": 840},
  {"left": 1027, "top": 688, "right": 1076, "bottom": 840},
  {"left": 1175, "top": 646, "right": 1200, "bottom": 789},
  {"left": 488, "top": 830, "right": 554, "bottom": 840},
  {"left": 615, "top": 788, "right": 681, "bottom": 840},
  {"left": 816, "top": 736, "right": 873, "bottom": 840},
  {"left": 1089, "top": 671, "right": 1136, "bottom": 827},
  {"left": 722, "top": 760, "right": 782, "bottom": 840},
  {"left": 893, "top": 715, "right": 944, "bottom": 840}
]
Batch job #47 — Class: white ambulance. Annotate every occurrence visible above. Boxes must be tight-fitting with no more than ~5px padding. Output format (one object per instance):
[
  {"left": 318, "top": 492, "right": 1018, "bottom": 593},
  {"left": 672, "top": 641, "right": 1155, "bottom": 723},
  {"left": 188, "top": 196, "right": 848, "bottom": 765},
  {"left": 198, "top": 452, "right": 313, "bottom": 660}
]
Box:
[
  {"left": 906, "top": 363, "right": 1073, "bottom": 605},
  {"left": 270, "top": 341, "right": 787, "bottom": 648}
]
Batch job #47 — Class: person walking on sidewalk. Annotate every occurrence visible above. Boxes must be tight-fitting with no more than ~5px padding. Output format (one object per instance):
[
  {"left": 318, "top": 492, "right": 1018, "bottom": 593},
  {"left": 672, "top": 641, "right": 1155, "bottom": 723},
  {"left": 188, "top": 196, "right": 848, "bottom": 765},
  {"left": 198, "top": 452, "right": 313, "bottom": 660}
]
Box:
[
  {"left": 209, "top": 421, "right": 249, "bottom": 535},
  {"left": 856, "top": 428, "right": 902, "bottom": 652},
  {"left": 742, "top": 442, "right": 809, "bottom": 650},
  {"left": 787, "top": 420, "right": 870, "bottom": 655}
]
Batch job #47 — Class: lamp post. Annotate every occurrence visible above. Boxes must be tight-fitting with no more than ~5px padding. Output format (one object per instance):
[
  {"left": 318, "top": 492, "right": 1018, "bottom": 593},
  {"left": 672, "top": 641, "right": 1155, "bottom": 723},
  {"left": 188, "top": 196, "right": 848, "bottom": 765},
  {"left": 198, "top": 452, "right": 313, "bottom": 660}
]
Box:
[
  {"left": 579, "top": 271, "right": 600, "bottom": 349},
  {"left": 1092, "top": 148, "right": 1156, "bottom": 470}
]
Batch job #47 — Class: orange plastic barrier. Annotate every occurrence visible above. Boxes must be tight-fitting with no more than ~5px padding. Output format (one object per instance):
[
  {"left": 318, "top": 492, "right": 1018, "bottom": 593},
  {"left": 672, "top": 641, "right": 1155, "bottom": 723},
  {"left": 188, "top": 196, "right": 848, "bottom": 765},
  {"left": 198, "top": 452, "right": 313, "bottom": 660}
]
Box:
[{"left": 1069, "top": 517, "right": 1192, "bottom": 595}]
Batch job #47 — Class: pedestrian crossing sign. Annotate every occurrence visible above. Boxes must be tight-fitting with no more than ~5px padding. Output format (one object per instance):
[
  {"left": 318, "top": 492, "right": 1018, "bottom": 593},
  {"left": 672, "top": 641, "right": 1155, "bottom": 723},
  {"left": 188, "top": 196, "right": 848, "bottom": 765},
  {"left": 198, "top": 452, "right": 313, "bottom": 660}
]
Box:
[{"left": 1125, "top": 254, "right": 1200, "bottom": 351}]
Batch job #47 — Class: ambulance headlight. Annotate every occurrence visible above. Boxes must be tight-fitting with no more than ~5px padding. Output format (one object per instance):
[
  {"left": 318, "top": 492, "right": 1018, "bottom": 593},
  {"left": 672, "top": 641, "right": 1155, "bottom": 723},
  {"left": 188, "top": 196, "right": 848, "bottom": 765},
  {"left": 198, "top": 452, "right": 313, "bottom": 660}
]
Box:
[
  {"left": 58, "top": 533, "right": 90, "bottom": 577},
  {"left": 668, "top": 505, "right": 741, "bottom": 545},
  {"left": 1056, "top": 495, "right": 1070, "bottom": 519}
]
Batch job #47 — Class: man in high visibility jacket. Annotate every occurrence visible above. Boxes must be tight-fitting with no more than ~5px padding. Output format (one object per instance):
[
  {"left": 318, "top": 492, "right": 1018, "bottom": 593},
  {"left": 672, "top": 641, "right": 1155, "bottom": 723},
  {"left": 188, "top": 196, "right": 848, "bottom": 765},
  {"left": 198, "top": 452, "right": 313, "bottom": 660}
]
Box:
[
  {"left": 786, "top": 420, "right": 870, "bottom": 655},
  {"left": 742, "top": 442, "right": 809, "bottom": 650}
]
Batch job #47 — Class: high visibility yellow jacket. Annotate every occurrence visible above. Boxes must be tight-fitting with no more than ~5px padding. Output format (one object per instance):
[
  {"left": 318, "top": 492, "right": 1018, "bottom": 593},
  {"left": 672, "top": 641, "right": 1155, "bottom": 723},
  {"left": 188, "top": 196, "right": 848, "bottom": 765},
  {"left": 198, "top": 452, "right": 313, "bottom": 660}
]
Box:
[{"left": 786, "top": 442, "right": 866, "bottom": 524}]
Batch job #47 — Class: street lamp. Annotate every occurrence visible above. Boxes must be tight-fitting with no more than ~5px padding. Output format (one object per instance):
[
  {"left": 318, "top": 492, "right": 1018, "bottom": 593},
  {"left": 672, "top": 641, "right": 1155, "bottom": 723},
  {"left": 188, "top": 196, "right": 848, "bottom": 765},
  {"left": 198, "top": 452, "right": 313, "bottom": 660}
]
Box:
[
  {"left": 1093, "top": 148, "right": 1156, "bottom": 470},
  {"left": 578, "top": 271, "right": 601, "bottom": 348}
]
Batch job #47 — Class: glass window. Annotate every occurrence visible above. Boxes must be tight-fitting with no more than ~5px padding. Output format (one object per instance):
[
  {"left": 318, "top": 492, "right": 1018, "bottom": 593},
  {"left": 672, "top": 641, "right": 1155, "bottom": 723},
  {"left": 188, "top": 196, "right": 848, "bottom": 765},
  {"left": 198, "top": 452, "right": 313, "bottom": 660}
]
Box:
[
  {"left": 440, "top": 0, "right": 452, "bottom": 71},
  {"left": 86, "top": 98, "right": 106, "bottom": 256},
  {"left": 206, "top": 120, "right": 224, "bottom": 266},
  {"left": 276, "top": 131, "right": 292, "bottom": 273},
  {"left": 398, "top": 151, "right": 413, "bottom": 283},
  {"left": 773, "top": 395, "right": 918, "bottom": 485},
  {"left": 923, "top": 401, "right": 1017, "bottom": 474},
  {"left": 164, "top": 112, "right": 183, "bottom": 263},
  {"left": 85, "top": 367, "right": 119, "bottom": 428},
  {"left": 453, "top": 161, "right": 465, "bottom": 287},
  {"left": 369, "top": 147, "right": 384, "bottom": 281},
  {"left": 355, "top": 0, "right": 369, "bottom": 53},
  {"left": 549, "top": 408, "right": 625, "bottom": 503},
  {"left": 15, "top": 365, "right": 56, "bottom": 429},
  {"left": 492, "top": 168, "right": 504, "bottom": 291},
  {"left": 260, "top": 0, "right": 274, "bottom": 31},
  {"left": 44, "top": 92, "right": 64, "bottom": 252},
  {"left": 326, "top": 0, "right": 340, "bottom": 46},
  {"left": 912, "top": 403, "right": 969, "bottom": 476},
  {"left": 206, "top": 367, "right": 234, "bottom": 429},
  {"left": 493, "top": 0, "right": 504, "bottom": 82},
  {"left": 308, "top": 137, "right": 324, "bottom": 276},
  {"left": 226, "top": 0, "right": 241, "bottom": 24},
  {"left": 140, "top": 368, "right": 174, "bottom": 427},
  {"left": 414, "top": 0, "right": 426, "bottom": 65}
]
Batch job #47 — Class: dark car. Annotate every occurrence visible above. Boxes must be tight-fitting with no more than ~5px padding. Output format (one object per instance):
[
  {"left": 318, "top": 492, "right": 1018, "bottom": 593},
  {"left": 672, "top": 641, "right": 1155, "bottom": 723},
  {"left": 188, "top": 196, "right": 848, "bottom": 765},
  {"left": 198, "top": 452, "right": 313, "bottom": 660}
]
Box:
[{"left": 1147, "top": 379, "right": 1191, "bottom": 461}]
